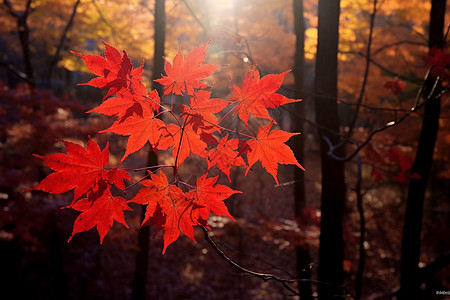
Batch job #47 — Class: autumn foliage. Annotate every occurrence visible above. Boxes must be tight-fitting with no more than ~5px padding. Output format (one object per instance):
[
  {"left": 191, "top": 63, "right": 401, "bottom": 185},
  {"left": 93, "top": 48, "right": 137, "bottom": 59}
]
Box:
[{"left": 26, "top": 41, "right": 303, "bottom": 253}]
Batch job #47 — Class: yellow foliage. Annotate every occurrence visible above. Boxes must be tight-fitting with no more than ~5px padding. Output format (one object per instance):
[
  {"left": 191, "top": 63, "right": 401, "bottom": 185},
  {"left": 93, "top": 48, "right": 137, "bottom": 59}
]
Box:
[{"left": 305, "top": 28, "right": 317, "bottom": 60}]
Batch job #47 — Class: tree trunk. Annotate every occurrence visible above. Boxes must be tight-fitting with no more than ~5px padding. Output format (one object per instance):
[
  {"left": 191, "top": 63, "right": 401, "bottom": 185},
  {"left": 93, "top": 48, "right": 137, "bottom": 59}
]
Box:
[
  {"left": 314, "top": 0, "right": 346, "bottom": 299},
  {"left": 292, "top": 0, "right": 312, "bottom": 298},
  {"left": 131, "top": 1, "right": 165, "bottom": 299},
  {"left": 152, "top": 0, "right": 166, "bottom": 96},
  {"left": 398, "top": 0, "right": 445, "bottom": 298},
  {"left": 3, "top": 0, "right": 35, "bottom": 87}
]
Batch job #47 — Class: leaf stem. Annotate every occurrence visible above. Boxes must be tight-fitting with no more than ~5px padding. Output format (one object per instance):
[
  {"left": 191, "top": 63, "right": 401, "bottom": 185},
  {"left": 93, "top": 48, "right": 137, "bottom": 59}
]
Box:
[
  {"left": 122, "top": 164, "right": 174, "bottom": 172},
  {"left": 218, "top": 101, "right": 238, "bottom": 124},
  {"left": 189, "top": 113, "right": 255, "bottom": 140},
  {"left": 173, "top": 115, "right": 189, "bottom": 182}
]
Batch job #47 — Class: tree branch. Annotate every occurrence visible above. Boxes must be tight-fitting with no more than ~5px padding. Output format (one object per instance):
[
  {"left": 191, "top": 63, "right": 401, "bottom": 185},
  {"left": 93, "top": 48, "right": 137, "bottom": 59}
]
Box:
[
  {"left": 340, "top": 0, "right": 377, "bottom": 149},
  {"left": 339, "top": 50, "right": 422, "bottom": 84},
  {"left": 47, "top": 0, "right": 81, "bottom": 88},
  {"left": 91, "top": 0, "right": 119, "bottom": 36},
  {"left": 0, "top": 55, "right": 32, "bottom": 83},
  {"left": 2, "top": 0, "right": 17, "bottom": 17},
  {"left": 323, "top": 66, "right": 443, "bottom": 162},
  {"left": 182, "top": 0, "right": 207, "bottom": 32},
  {"left": 201, "top": 226, "right": 352, "bottom": 298},
  {"left": 372, "top": 40, "right": 427, "bottom": 56}
]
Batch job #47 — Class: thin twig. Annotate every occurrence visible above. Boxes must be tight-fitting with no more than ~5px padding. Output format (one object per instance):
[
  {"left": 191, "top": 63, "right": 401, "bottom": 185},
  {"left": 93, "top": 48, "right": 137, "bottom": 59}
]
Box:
[
  {"left": 0, "top": 56, "right": 31, "bottom": 83},
  {"left": 372, "top": 40, "right": 427, "bottom": 56},
  {"left": 47, "top": 0, "right": 81, "bottom": 87},
  {"left": 340, "top": 0, "right": 378, "bottom": 149},
  {"left": 325, "top": 67, "right": 439, "bottom": 162},
  {"left": 201, "top": 226, "right": 352, "bottom": 298},
  {"left": 182, "top": 0, "right": 207, "bottom": 32},
  {"left": 339, "top": 50, "right": 422, "bottom": 84},
  {"left": 200, "top": 226, "right": 299, "bottom": 295}
]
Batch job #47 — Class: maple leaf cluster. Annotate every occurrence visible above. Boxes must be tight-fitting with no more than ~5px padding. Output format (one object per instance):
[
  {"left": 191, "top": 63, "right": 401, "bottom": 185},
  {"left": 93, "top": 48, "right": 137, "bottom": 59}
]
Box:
[
  {"left": 424, "top": 47, "right": 450, "bottom": 82},
  {"left": 27, "top": 41, "right": 304, "bottom": 253},
  {"left": 364, "top": 142, "right": 414, "bottom": 183}
]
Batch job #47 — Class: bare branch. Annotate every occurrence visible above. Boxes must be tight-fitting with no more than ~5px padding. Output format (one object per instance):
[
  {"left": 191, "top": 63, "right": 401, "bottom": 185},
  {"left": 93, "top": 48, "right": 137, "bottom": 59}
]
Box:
[
  {"left": 339, "top": 50, "right": 422, "bottom": 84},
  {"left": 2, "top": 0, "right": 17, "bottom": 17},
  {"left": 47, "top": 0, "right": 81, "bottom": 87},
  {"left": 201, "top": 226, "right": 352, "bottom": 298},
  {"left": 343, "top": 0, "right": 378, "bottom": 146},
  {"left": 201, "top": 226, "right": 298, "bottom": 284},
  {"left": 24, "top": 0, "right": 32, "bottom": 17},
  {"left": 91, "top": 0, "right": 118, "bottom": 36},
  {"left": 182, "top": 0, "right": 207, "bottom": 32},
  {"left": 0, "top": 55, "right": 31, "bottom": 83},
  {"left": 324, "top": 68, "right": 441, "bottom": 162},
  {"left": 372, "top": 40, "right": 427, "bottom": 56},
  {"left": 138, "top": 0, "right": 155, "bottom": 16}
]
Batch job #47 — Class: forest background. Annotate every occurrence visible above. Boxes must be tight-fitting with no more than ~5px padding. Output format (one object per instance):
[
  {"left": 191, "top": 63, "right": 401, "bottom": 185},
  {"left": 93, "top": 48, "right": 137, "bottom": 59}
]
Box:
[{"left": 0, "top": 0, "right": 449, "bottom": 299}]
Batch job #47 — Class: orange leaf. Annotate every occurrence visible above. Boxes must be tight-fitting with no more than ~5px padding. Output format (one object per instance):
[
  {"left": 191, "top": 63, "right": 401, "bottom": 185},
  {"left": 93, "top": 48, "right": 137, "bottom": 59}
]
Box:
[
  {"left": 230, "top": 69, "right": 300, "bottom": 127},
  {"left": 165, "top": 121, "right": 209, "bottom": 166},
  {"left": 129, "top": 171, "right": 196, "bottom": 253},
  {"left": 240, "top": 122, "right": 304, "bottom": 185},
  {"left": 100, "top": 102, "right": 167, "bottom": 162},
  {"left": 155, "top": 41, "right": 219, "bottom": 96},
  {"left": 180, "top": 90, "right": 229, "bottom": 129},
  {"left": 205, "top": 134, "right": 246, "bottom": 181}
]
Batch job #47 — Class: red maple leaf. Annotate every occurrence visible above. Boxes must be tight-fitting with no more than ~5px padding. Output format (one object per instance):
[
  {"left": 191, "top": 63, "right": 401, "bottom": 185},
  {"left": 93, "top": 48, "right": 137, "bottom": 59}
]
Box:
[
  {"left": 159, "top": 187, "right": 196, "bottom": 253},
  {"left": 100, "top": 101, "right": 168, "bottom": 162},
  {"left": 389, "top": 146, "right": 412, "bottom": 182},
  {"left": 72, "top": 41, "right": 145, "bottom": 100},
  {"left": 205, "top": 134, "right": 246, "bottom": 181},
  {"left": 230, "top": 69, "right": 300, "bottom": 127},
  {"left": 129, "top": 171, "right": 170, "bottom": 224},
  {"left": 240, "top": 122, "right": 304, "bottom": 185},
  {"left": 190, "top": 173, "right": 241, "bottom": 223},
  {"left": 87, "top": 89, "right": 139, "bottom": 118},
  {"left": 164, "top": 121, "right": 209, "bottom": 166},
  {"left": 180, "top": 90, "right": 229, "bottom": 129},
  {"left": 28, "top": 139, "right": 130, "bottom": 203},
  {"left": 129, "top": 171, "right": 196, "bottom": 253},
  {"left": 155, "top": 41, "right": 219, "bottom": 96},
  {"left": 424, "top": 47, "right": 450, "bottom": 79},
  {"left": 68, "top": 189, "right": 132, "bottom": 243},
  {"left": 87, "top": 89, "right": 160, "bottom": 122}
]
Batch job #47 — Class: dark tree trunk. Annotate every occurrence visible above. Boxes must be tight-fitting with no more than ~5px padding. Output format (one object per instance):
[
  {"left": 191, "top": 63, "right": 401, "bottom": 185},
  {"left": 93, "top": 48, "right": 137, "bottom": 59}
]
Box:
[
  {"left": 131, "top": 1, "right": 165, "bottom": 299},
  {"left": 292, "top": 0, "right": 312, "bottom": 298},
  {"left": 3, "top": 0, "right": 35, "bottom": 87},
  {"left": 152, "top": 0, "right": 166, "bottom": 96},
  {"left": 314, "top": 0, "right": 346, "bottom": 299},
  {"left": 17, "top": 5, "right": 34, "bottom": 87},
  {"left": 398, "top": 0, "right": 445, "bottom": 298}
]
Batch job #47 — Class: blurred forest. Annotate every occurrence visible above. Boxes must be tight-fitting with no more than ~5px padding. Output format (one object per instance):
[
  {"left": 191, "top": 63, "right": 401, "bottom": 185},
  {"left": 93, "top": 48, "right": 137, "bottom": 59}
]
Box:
[{"left": 0, "top": 0, "right": 449, "bottom": 299}]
